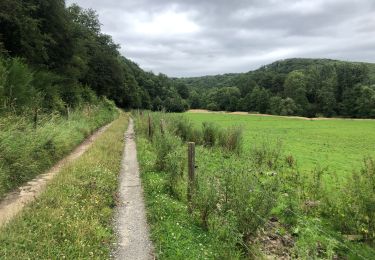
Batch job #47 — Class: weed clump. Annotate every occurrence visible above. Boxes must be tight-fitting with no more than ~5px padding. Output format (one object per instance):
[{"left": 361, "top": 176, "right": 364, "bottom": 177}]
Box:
[
  {"left": 202, "top": 122, "right": 219, "bottom": 147},
  {"left": 154, "top": 132, "right": 180, "bottom": 171},
  {"left": 218, "top": 126, "right": 243, "bottom": 154}
]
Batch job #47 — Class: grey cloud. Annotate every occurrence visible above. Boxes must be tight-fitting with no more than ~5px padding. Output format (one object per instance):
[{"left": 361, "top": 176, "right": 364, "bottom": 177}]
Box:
[{"left": 66, "top": 0, "right": 375, "bottom": 77}]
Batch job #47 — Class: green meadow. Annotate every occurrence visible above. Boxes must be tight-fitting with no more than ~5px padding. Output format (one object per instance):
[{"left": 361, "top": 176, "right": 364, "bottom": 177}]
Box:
[
  {"left": 135, "top": 111, "right": 375, "bottom": 258},
  {"left": 186, "top": 112, "right": 375, "bottom": 177}
]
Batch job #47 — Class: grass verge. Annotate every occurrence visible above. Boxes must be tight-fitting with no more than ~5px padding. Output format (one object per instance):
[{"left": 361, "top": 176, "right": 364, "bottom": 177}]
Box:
[
  {"left": 0, "top": 112, "right": 128, "bottom": 259},
  {"left": 0, "top": 100, "right": 118, "bottom": 198},
  {"left": 137, "top": 136, "right": 234, "bottom": 259}
]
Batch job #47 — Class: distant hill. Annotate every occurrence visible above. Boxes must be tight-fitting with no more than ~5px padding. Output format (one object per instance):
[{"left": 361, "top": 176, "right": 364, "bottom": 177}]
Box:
[
  {"left": 176, "top": 58, "right": 375, "bottom": 118},
  {"left": 176, "top": 58, "right": 375, "bottom": 90}
]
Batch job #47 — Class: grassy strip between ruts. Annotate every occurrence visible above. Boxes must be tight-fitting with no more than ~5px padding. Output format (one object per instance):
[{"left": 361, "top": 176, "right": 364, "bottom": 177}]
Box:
[{"left": 0, "top": 112, "right": 128, "bottom": 259}]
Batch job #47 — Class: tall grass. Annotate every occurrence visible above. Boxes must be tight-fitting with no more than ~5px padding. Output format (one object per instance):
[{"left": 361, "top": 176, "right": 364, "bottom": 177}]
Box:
[
  {"left": 0, "top": 100, "right": 118, "bottom": 198},
  {"left": 0, "top": 113, "right": 128, "bottom": 259},
  {"left": 134, "top": 111, "right": 375, "bottom": 259}
]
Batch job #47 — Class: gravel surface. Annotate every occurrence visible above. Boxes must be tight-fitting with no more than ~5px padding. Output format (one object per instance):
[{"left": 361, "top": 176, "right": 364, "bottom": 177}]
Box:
[{"left": 113, "top": 118, "right": 154, "bottom": 260}]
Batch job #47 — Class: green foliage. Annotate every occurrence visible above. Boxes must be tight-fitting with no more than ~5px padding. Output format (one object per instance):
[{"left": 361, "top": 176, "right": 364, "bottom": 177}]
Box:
[
  {"left": 218, "top": 126, "right": 243, "bottom": 154},
  {"left": 331, "top": 158, "right": 375, "bottom": 240},
  {"left": 0, "top": 1, "right": 188, "bottom": 113},
  {"left": 135, "top": 112, "right": 286, "bottom": 257},
  {"left": 0, "top": 58, "right": 6, "bottom": 108},
  {"left": 292, "top": 218, "right": 339, "bottom": 259},
  {"left": 0, "top": 113, "right": 128, "bottom": 259},
  {"left": 202, "top": 122, "right": 219, "bottom": 147},
  {"left": 137, "top": 138, "right": 220, "bottom": 259},
  {"left": 0, "top": 101, "right": 117, "bottom": 198},
  {"left": 284, "top": 70, "right": 309, "bottom": 115},
  {"left": 154, "top": 132, "right": 181, "bottom": 172},
  {"left": 184, "top": 112, "right": 375, "bottom": 257},
  {"left": 3, "top": 58, "right": 36, "bottom": 110},
  {"left": 178, "top": 58, "right": 375, "bottom": 118}
]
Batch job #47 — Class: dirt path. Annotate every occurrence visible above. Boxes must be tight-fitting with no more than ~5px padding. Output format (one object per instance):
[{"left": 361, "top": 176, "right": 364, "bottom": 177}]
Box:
[
  {"left": 113, "top": 118, "right": 154, "bottom": 260},
  {"left": 0, "top": 123, "right": 112, "bottom": 228}
]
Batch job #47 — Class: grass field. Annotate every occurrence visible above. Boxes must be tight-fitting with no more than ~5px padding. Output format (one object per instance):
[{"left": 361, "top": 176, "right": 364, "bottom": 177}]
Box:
[
  {"left": 186, "top": 112, "right": 375, "bottom": 177},
  {"left": 135, "top": 111, "right": 375, "bottom": 259}
]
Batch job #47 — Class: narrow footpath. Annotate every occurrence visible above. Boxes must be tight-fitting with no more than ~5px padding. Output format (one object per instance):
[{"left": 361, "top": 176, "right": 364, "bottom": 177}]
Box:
[{"left": 114, "top": 118, "right": 154, "bottom": 260}]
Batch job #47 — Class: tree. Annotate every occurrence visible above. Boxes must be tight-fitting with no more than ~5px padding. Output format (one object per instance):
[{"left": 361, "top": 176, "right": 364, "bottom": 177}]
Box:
[
  {"left": 0, "top": 58, "right": 7, "bottom": 108},
  {"left": 355, "top": 85, "right": 375, "bottom": 118},
  {"left": 284, "top": 71, "right": 309, "bottom": 115},
  {"left": 189, "top": 90, "right": 202, "bottom": 109},
  {"left": 279, "top": 98, "right": 298, "bottom": 116},
  {"left": 153, "top": 96, "right": 163, "bottom": 111},
  {"left": 269, "top": 96, "right": 283, "bottom": 115},
  {"left": 176, "top": 82, "right": 189, "bottom": 99},
  {"left": 244, "top": 86, "right": 270, "bottom": 113},
  {"left": 4, "top": 58, "right": 38, "bottom": 110},
  {"left": 0, "top": 0, "right": 48, "bottom": 65}
]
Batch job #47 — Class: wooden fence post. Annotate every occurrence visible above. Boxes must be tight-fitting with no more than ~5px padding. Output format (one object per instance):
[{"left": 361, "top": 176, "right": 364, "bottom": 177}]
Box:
[
  {"left": 66, "top": 105, "right": 70, "bottom": 120},
  {"left": 148, "top": 114, "right": 152, "bottom": 138},
  {"left": 33, "top": 107, "right": 38, "bottom": 129},
  {"left": 160, "top": 119, "right": 165, "bottom": 136},
  {"left": 187, "top": 142, "right": 195, "bottom": 214}
]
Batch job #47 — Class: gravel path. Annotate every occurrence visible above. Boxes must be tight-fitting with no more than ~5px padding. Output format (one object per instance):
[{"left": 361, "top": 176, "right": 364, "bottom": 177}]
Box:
[
  {"left": 113, "top": 118, "right": 154, "bottom": 260},
  {"left": 0, "top": 122, "right": 112, "bottom": 228}
]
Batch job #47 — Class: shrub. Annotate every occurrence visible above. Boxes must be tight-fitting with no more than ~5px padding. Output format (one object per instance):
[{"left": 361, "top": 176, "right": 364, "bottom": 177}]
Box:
[
  {"left": 293, "top": 218, "right": 339, "bottom": 259},
  {"left": 0, "top": 58, "right": 7, "bottom": 110},
  {"left": 208, "top": 212, "right": 243, "bottom": 259},
  {"left": 4, "top": 58, "right": 38, "bottom": 111},
  {"left": 336, "top": 158, "right": 375, "bottom": 240},
  {"left": 251, "top": 140, "right": 283, "bottom": 170},
  {"left": 218, "top": 126, "right": 243, "bottom": 154},
  {"left": 165, "top": 147, "right": 186, "bottom": 198},
  {"left": 154, "top": 132, "right": 181, "bottom": 171},
  {"left": 229, "top": 169, "right": 280, "bottom": 240},
  {"left": 202, "top": 122, "right": 219, "bottom": 147},
  {"left": 174, "top": 117, "right": 193, "bottom": 141}
]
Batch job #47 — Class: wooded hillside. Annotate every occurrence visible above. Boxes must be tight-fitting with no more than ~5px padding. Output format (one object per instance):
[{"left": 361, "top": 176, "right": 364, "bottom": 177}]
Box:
[
  {"left": 0, "top": 0, "right": 188, "bottom": 113},
  {"left": 177, "top": 58, "right": 375, "bottom": 118}
]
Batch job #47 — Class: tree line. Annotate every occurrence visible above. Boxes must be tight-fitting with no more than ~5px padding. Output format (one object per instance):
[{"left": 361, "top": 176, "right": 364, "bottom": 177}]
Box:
[
  {"left": 0, "top": 0, "right": 188, "bottom": 114},
  {"left": 178, "top": 58, "right": 375, "bottom": 118},
  {"left": 1, "top": 1, "right": 374, "bottom": 118}
]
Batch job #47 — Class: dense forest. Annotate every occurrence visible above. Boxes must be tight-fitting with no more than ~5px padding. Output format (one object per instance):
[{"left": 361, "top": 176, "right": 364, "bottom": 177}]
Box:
[
  {"left": 1, "top": 1, "right": 374, "bottom": 118},
  {"left": 177, "top": 58, "right": 375, "bottom": 118},
  {"left": 0, "top": 0, "right": 188, "bottom": 114}
]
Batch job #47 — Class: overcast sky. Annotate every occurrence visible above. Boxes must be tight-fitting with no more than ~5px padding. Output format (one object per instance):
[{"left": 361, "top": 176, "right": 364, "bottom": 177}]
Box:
[{"left": 66, "top": 0, "right": 375, "bottom": 77}]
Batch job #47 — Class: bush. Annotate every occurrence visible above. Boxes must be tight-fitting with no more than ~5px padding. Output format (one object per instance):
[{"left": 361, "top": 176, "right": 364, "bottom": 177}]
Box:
[
  {"left": 202, "top": 122, "right": 219, "bottom": 147},
  {"left": 251, "top": 140, "right": 283, "bottom": 170},
  {"left": 218, "top": 126, "right": 243, "bottom": 154},
  {"left": 174, "top": 117, "right": 193, "bottom": 141},
  {"left": 154, "top": 132, "right": 181, "bottom": 171},
  {"left": 4, "top": 58, "right": 38, "bottom": 111},
  {"left": 292, "top": 218, "right": 339, "bottom": 259},
  {"left": 165, "top": 147, "right": 186, "bottom": 198},
  {"left": 334, "top": 158, "right": 375, "bottom": 240}
]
